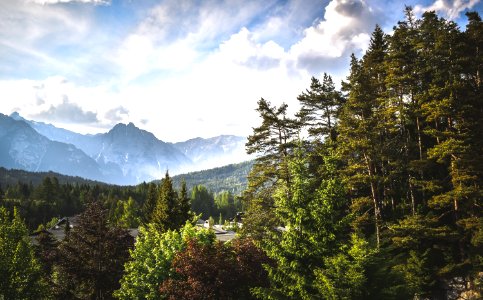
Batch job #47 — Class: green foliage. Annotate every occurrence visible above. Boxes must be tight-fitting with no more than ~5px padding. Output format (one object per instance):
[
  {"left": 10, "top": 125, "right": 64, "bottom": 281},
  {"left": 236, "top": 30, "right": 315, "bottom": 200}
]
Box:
[
  {"left": 243, "top": 99, "right": 298, "bottom": 239},
  {"left": 214, "top": 190, "right": 241, "bottom": 221},
  {"left": 171, "top": 161, "right": 253, "bottom": 195},
  {"left": 0, "top": 207, "right": 47, "bottom": 299},
  {"left": 190, "top": 184, "right": 215, "bottom": 219},
  {"left": 115, "top": 223, "right": 215, "bottom": 300},
  {"left": 1, "top": 172, "right": 150, "bottom": 230},
  {"left": 396, "top": 249, "right": 436, "bottom": 297},
  {"left": 56, "top": 201, "right": 134, "bottom": 299},
  {"left": 314, "top": 234, "right": 373, "bottom": 300},
  {"left": 175, "top": 179, "right": 192, "bottom": 227},
  {"left": 142, "top": 182, "right": 158, "bottom": 224},
  {"left": 110, "top": 196, "right": 142, "bottom": 228},
  {"left": 297, "top": 74, "right": 343, "bottom": 141},
  {"left": 152, "top": 172, "right": 179, "bottom": 232},
  {"left": 243, "top": 9, "right": 482, "bottom": 299},
  {"left": 254, "top": 146, "right": 353, "bottom": 299}
]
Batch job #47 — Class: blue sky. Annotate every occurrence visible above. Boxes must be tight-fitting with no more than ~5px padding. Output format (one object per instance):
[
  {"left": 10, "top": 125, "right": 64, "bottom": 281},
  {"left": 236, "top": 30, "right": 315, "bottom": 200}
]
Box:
[{"left": 1, "top": 0, "right": 481, "bottom": 142}]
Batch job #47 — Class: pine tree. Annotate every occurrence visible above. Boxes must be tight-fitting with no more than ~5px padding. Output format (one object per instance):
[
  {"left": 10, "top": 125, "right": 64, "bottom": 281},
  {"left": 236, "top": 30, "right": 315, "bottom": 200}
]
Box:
[
  {"left": 119, "top": 197, "right": 141, "bottom": 228},
  {"left": 151, "top": 172, "right": 178, "bottom": 232},
  {"left": 190, "top": 184, "right": 215, "bottom": 220},
  {"left": 176, "top": 179, "right": 192, "bottom": 227},
  {"left": 254, "top": 145, "right": 351, "bottom": 299},
  {"left": 56, "top": 201, "right": 134, "bottom": 299},
  {"left": 142, "top": 182, "right": 158, "bottom": 224},
  {"left": 34, "top": 230, "right": 58, "bottom": 280},
  {"left": 314, "top": 233, "right": 374, "bottom": 299},
  {"left": 243, "top": 98, "right": 298, "bottom": 238},
  {"left": 339, "top": 57, "right": 382, "bottom": 247},
  {"left": 297, "top": 73, "right": 343, "bottom": 142},
  {"left": 384, "top": 6, "right": 422, "bottom": 216}
]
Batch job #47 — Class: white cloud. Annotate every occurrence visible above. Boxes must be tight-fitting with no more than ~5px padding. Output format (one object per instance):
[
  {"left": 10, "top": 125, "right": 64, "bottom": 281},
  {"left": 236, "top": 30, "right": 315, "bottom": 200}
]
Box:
[
  {"left": 0, "top": 76, "right": 120, "bottom": 132},
  {"left": 103, "top": 0, "right": 393, "bottom": 141},
  {"left": 218, "top": 28, "right": 285, "bottom": 69},
  {"left": 2, "top": 0, "right": 448, "bottom": 143},
  {"left": 0, "top": 0, "right": 97, "bottom": 79},
  {"left": 105, "top": 106, "right": 129, "bottom": 123},
  {"left": 112, "top": 0, "right": 281, "bottom": 83},
  {"left": 288, "top": 0, "right": 380, "bottom": 75},
  {"left": 27, "top": 0, "right": 110, "bottom": 5},
  {"left": 0, "top": 1, "right": 90, "bottom": 42},
  {"left": 414, "top": 0, "right": 480, "bottom": 20},
  {"left": 32, "top": 97, "right": 99, "bottom": 123},
  {"left": 115, "top": 34, "right": 199, "bottom": 83}
]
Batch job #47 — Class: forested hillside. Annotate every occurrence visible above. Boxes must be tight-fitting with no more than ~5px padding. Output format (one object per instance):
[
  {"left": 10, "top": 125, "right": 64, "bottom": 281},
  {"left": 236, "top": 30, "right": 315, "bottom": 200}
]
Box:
[
  {"left": 171, "top": 160, "right": 253, "bottom": 195},
  {"left": 0, "top": 8, "right": 481, "bottom": 300},
  {"left": 0, "top": 167, "right": 107, "bottom": 187},
  {"left": 0, "top": 162, "right": 249, "bottom": 231}
]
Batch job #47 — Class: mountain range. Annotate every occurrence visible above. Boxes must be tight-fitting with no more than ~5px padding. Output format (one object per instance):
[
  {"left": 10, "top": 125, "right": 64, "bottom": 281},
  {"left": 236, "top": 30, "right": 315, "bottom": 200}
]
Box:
[{"left": 0, "top": 112, "right": 250, "bottom": 185}]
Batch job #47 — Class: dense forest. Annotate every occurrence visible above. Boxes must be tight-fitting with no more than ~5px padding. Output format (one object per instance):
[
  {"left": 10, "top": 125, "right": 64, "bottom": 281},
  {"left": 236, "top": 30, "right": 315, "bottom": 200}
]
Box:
[
  {"left": 0, "top": 169, "right": 244, "bottom": 230},
  {"left": 0, "top": 8, "right": 481, "bottom": 299},
  {"left": 0, "top": 167, "right": 107, "bottom": 187},
  {"left": 171, "top": 160, "right": 253, "bottom": 195}
]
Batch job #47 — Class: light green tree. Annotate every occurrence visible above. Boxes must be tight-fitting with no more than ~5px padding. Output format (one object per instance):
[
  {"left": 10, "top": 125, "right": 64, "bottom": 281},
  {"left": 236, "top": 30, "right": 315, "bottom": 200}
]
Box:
[
  {"left": 119, "top": 197, "right": 141, "bottom": 228},
  {"left": 254, "top": 146, "right": 354, "bottom": 299},
  {"left": 314, "top": 234, "right": 373, "bottom": 300},
  {"left": 0, "top": 207, "right": 47, "bottom": 299}
]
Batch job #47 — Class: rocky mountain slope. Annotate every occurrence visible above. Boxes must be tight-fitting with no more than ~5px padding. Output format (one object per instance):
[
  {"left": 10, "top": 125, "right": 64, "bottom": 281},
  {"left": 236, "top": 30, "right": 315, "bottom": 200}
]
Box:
[{"left": 2, "top": 112, "right": 250, "bottom": 185}]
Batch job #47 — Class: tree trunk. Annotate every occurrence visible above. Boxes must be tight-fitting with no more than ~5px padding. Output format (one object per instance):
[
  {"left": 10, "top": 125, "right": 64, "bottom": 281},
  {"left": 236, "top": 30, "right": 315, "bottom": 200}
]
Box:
[{"left": 364, "top": 153, "right": 381, "bottom": 248}]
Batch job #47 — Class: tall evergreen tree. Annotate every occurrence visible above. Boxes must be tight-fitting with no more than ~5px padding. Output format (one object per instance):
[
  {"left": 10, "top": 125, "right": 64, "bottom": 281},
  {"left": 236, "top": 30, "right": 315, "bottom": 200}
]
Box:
[
  {"left": 34, "top": 230, "right": 58, "bottom": 291},
  {"left": 338, "top": 25, "right": 389, "bottom": 248},
  {"left": 151, "top": 172, "right": 179, "bottom": 232},
  {"left": 142, "top": 182, "right": 158, "bottom": 224},
  {"left": 190, "top": 184, "right": 215, "bottom": 220},
  {"left": 384, "top": 6, "right": 422, "bottom": 216},
  {"left": 297, "top": 73, "right": 343, "bottom": 142},
  {"left": 175, "top": 179, "right": 192, "bottom": 227},
  {"left": 254, "top": 145, "right": 352, "bottom": 299},
  {"left": 243, "top": 98, "right": 298, "bottom": 238},
  {"left": 56, "top": 201, "right": 134, "bottom": 299}
]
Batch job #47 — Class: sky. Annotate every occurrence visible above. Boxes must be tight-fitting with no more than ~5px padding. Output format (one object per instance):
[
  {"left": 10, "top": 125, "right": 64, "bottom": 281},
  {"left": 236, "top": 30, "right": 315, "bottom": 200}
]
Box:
[{"left": 1, "top": 0, "right": 481, "bottom": 142}]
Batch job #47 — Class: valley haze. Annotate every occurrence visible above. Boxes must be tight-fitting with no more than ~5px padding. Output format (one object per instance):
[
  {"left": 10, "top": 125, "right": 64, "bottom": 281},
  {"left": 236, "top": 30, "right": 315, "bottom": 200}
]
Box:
[{"left": 0, "top": 112, "right": 251, "bottom": 185}]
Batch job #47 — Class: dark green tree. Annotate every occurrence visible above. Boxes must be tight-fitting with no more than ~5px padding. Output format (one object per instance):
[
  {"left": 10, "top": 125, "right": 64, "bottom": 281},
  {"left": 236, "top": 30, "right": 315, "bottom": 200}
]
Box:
[
  {"left": 142, "top": 182, "right": 158, "bottom": 224},
  {"left": 297, "top": 73, "right": 343, "bottom": 141},
  {"left": 243, "top": 98, "right": 298, "bottom": 238},
  {"left": 175, "top": 179, "right": 192, "bottom": 227},
  {"left": 152, "top": 172, "right": 179, "bottom": 232},
  {"left": 338, "top": 25, "right": 389, "bottom": 248},
  {"left": 190, "top": 184, "right": 215, "bottom": 220},
  {"left": 56, "top": 201, "right": 134, "bottom": 299}
]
